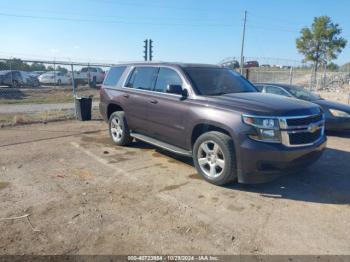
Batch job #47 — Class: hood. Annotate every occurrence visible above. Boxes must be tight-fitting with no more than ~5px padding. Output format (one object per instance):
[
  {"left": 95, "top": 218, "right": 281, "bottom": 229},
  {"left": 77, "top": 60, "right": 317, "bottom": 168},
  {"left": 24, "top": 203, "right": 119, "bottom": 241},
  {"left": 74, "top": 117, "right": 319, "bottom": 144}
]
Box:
[
  {"left": 312, "top": 99, "right": 350, "bottom": 113},
  {"left": 204, "top": 92, "right": 321, "bottom": 116}
]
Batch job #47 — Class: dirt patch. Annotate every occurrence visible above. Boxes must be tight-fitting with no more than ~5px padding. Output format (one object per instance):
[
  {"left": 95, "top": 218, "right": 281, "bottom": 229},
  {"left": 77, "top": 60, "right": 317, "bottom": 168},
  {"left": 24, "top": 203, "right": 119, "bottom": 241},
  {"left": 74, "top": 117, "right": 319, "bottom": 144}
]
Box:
[
  {"left": 81, "top": 134, "right": 111, "bottom": 146},
  {"left": 159, "top": 182, "right": 189, "bottom": 192},
  {"left": 0, "top": 182, "right": 9, "bottom": 190},
  {"left": 188, "top": 173, "right": 202, "bottom": 180},
  {"left": 227, "top": 204, "right": 245, "bottom": 212},
  {"left": 72, "top": 169, "right": 92, "bottom": 179}
]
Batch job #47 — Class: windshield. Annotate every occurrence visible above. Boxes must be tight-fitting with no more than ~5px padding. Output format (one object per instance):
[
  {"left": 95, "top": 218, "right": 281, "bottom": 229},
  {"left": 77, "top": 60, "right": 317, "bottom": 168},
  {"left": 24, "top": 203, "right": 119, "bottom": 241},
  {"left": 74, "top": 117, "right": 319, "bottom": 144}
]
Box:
[
  {"left": 285, "top": 86, "right": 321, "bottom": 101},
  {"left": 183, "top": 67, "right": 257, "bottom": 96}
]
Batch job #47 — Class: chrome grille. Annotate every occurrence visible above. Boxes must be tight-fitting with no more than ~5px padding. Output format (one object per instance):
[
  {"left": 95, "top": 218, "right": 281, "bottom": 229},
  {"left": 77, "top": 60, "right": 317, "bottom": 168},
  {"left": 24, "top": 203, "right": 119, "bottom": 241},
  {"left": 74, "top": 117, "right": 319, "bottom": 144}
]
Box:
[
  {"left": 286, "top": 114, "right": 323, "bottom": 126},
  {"left": 279, "top": 114, "right": 325, "bottom": 147}
]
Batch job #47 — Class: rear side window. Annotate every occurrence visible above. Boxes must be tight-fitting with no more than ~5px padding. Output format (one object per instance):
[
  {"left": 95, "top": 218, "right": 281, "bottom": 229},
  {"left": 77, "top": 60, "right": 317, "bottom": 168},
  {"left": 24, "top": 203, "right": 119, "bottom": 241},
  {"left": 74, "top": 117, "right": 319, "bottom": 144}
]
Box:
[
  {"left": 103, "top": 66, "right": 126, "bottom": 87},
  {"left": 126, "top": 67, "right": 158, "bottom": 91},
  {"left": 154, "top": 68, "right": 182, "bottom": 93}
]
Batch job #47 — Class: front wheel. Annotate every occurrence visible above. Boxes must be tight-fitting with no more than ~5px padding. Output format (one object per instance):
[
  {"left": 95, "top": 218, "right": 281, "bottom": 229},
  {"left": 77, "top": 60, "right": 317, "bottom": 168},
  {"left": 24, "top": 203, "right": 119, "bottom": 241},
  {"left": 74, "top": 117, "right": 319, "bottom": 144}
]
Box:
[
  {"left": 109, "top": 111, "right": 133, "bottom": 146},
  {"left": 193, "top": 131, "right": 237, "bottom": 186}
]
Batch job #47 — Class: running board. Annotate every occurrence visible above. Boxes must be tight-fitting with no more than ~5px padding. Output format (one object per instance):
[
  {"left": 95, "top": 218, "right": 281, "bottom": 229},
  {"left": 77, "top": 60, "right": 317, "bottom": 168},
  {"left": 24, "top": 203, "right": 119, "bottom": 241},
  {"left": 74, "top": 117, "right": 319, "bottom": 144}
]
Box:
[{"left": 130, "top": 133, "right": 192, "bottom": 157}]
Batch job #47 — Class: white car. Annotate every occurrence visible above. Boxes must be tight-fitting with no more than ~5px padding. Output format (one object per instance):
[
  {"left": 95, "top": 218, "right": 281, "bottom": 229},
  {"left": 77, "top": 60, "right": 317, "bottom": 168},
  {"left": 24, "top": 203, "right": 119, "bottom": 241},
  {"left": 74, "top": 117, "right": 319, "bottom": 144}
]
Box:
[
  {"left": 38, "top": 71, "right": 71, "bottom": 85},
  {"left": 73, "top": 67, "right": 105, "bottom": 84}
]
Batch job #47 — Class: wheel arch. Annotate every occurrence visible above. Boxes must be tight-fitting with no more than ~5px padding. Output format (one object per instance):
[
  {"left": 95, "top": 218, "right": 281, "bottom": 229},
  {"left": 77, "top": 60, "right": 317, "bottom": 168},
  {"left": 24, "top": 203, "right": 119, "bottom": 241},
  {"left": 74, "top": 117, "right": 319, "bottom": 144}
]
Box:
[
  {"left": 190, "top": 121, "right": 236, "bottom": 148},
  {"left": 107, "top": 103, "right": 124, "bottom": 120}
]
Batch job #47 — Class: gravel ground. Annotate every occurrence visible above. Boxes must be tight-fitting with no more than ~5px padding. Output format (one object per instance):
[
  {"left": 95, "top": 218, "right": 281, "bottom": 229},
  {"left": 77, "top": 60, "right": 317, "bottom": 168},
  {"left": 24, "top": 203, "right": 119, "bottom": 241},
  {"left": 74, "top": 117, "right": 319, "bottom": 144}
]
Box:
[{"left": 0, "top": 120, "right": 349, "bottom": 255}]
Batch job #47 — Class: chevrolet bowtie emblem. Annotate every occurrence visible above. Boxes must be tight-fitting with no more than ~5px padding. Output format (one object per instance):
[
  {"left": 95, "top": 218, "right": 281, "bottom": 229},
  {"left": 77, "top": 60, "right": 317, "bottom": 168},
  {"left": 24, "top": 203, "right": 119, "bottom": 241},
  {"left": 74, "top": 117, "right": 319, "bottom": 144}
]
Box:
[{"left": 307, "top": 123, "right": 320, "bottom": 133}]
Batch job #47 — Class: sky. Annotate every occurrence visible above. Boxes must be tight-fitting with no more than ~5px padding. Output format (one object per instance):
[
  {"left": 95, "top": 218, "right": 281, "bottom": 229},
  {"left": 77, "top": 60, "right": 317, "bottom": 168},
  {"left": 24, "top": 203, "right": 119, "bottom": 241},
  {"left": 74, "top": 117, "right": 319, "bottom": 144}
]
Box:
[{"left": 0, "top": 0, "right": 350, "bottom": 66}]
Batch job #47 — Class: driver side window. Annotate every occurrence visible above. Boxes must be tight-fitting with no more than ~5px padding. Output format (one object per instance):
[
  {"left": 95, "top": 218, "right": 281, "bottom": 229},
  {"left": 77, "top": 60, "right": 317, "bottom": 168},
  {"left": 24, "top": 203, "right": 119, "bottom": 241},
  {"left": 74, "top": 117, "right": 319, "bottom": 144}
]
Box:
[{"left": 154, "top": 68, "right": 182, "bottom": 93}]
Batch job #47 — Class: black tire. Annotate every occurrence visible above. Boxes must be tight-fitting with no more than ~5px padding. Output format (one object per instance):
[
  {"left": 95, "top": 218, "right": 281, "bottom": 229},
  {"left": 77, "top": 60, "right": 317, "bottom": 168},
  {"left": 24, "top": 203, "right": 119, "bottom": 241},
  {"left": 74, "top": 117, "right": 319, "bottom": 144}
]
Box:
[
  {"left": 108, "top": 111, "right": 133, "bottom": 146},
  {"left": 193, "top": 131, "right": 237, "bottom": 186}
]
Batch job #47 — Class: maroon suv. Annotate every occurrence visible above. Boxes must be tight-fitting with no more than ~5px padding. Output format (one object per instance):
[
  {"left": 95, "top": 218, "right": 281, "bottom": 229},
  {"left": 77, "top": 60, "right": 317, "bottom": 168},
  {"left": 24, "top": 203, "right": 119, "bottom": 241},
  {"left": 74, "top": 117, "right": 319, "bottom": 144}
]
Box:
[{"left": 100, "top": 63, "right": 326, "bottom": 185}]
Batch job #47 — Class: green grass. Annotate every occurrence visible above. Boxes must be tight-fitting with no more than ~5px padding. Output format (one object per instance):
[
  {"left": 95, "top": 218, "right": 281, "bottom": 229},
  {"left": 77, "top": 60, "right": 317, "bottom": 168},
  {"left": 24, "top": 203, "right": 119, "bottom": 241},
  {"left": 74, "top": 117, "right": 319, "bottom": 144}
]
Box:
[
  {"left": 0, "top": 88, "right": 100, "bottom": 105},
  {"left": 0, "top": 96, "right": 75, "bottom": 105},
  {"left": 0, "top": 108, "right": 101, "bottom": 127}
]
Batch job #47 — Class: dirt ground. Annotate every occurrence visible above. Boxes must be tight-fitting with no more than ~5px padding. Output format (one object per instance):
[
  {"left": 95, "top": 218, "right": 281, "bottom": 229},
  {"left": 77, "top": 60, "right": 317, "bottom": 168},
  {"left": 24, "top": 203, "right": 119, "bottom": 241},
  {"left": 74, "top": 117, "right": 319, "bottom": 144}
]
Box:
[{"left": 0, "top": 120, "right": 349, "bottom": 255}]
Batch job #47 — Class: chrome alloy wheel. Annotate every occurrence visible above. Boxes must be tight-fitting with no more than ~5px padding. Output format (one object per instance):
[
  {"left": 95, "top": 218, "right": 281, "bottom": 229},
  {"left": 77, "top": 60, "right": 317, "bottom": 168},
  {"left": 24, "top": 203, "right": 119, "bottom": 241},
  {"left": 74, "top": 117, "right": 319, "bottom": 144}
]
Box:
[
  {"left": 110, "top": 117, "right": 123, "bottom": 142},
  {"left": 197, "top": 140, "right": 225, "bottom": 178}
]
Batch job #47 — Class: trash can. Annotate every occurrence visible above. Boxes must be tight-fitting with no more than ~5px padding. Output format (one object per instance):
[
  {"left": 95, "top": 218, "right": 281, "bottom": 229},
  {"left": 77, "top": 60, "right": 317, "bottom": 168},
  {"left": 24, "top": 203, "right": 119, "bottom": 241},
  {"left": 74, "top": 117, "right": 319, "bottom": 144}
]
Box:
[{"left": 75, "top": 96, "right": 92, "bottom": 121}]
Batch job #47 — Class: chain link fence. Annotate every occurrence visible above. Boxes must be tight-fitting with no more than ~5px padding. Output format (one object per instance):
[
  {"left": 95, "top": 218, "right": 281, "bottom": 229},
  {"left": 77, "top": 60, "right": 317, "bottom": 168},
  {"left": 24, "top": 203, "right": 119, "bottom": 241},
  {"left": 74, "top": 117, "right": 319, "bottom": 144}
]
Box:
[
  {"left": 0, "top": 58, "right": 113, "bottom": 127},
  {"left": 1, "top": 57, "right": 350, "bottom": 128},
  {"left": 220, "top": 57, "right": 350, "bottom": 104}
]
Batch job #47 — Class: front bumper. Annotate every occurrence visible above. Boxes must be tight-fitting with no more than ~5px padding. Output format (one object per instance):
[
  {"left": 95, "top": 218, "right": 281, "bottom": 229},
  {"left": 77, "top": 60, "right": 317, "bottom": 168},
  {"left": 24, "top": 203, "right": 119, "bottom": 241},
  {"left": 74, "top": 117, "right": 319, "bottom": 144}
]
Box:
[{"left": 236, "top": 136, "right": 327, "bottom": 184}]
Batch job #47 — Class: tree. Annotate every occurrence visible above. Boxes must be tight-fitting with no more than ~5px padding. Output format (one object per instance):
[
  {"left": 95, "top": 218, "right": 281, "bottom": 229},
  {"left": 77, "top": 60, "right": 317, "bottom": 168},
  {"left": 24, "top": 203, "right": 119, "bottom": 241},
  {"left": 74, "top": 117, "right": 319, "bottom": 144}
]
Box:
[
  {"left": 326, "top": 62, "right": 339, "bottom": 71},
  {"left": 296, "top": 16, "right": 347, "bottom": 74},
  {"left": 5, "top": 58, "right": 30, "bottom": 71},
  {"left": 30, "top": 62, "right": 46, "bottom": 71},
  {"left": 56, "top": 65, "right": 68, "bottom": 73}
]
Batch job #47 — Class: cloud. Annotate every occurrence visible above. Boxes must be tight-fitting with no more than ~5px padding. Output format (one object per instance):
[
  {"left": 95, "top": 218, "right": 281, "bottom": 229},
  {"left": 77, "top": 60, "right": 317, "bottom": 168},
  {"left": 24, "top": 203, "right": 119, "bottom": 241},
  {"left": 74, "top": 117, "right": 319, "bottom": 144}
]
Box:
[{"left": 50, "top": 48, "right": 60, "bottom": 53}]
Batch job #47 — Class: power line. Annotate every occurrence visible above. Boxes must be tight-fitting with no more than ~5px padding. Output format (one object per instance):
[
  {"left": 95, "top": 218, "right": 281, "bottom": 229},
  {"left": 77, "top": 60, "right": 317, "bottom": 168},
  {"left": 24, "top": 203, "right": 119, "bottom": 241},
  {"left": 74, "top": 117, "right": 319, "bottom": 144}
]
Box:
[
  {"left": 0, "top": 5, "right": 238, "bottom": 23},
  {"left": 0, "top": 12, "right": 238, "bottom": 27}
]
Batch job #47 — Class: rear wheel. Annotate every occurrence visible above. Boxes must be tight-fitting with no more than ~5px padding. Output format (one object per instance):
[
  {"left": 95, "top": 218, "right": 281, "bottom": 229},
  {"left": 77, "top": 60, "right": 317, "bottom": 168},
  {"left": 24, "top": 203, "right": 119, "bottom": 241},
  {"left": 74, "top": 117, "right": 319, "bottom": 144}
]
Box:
[
  {"left": 109, "top": 111, "right": 133, "bottom": 146},
  {"left": 193, "top": 131, "right": 237, "bottom": 186}
]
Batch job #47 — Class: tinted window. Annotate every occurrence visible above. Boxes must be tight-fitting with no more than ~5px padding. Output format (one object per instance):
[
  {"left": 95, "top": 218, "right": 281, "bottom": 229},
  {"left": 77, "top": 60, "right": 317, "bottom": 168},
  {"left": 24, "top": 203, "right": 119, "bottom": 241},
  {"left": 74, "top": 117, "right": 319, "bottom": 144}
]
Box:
[
  {"left": 265, "top": 85, "right": 290, "bottom": 97},
  {"left": 254, "top": 84, "right": 264, "bottom": 92},
  {"left": 154, "top": 68, "right": 182, "bottom": 93},
  {"left": 126, "top": 67, "right": 158, "bottom": 91},
  {"left": 284, "top": 86, "right": 320, "bottom": 101},
  {"left": 184, "top": 67, "right": 257, "bottom": 96},
  {"left": 103, "top": 66, "right": 126, "bottom": 87}
]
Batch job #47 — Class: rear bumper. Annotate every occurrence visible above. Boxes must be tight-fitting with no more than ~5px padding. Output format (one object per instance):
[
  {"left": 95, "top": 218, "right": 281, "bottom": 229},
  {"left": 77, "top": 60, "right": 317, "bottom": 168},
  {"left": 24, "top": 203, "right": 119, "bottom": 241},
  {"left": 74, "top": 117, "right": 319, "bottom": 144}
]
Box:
[{"left": 236, "top": 136, "right": 327, "bottom": 184}]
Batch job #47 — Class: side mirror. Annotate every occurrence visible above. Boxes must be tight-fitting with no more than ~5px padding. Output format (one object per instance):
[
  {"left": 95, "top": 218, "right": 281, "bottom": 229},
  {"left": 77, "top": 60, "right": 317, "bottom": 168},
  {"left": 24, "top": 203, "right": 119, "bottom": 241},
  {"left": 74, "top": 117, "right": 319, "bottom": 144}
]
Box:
[{"left": 166, "top": 84, "right": 188, "bottom": 98}]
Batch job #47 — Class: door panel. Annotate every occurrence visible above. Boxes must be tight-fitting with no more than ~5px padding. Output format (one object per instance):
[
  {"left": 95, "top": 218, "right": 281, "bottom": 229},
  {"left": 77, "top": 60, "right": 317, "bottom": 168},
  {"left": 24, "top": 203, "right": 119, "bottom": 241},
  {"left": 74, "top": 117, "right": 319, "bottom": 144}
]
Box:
[
  {"left": 146, "top": 93, "right": 189, "bottom": 148},
  {"left": 145, "top": 67, "right": 189, "bottom": 148},
  {"left": 120, "top": 66, "right": 158, "bottom": 135}
]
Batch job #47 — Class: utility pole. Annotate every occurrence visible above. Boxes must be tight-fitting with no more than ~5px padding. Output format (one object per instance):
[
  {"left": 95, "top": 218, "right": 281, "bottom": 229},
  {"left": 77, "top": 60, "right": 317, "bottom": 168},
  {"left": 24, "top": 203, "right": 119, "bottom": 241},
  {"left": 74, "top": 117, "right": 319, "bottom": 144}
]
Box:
[
  {"left": 144, "top": 39, "right": 148, "bottom": 61},
  {"left": 240, "top": 10, "right": 247, "bottom": 75}
]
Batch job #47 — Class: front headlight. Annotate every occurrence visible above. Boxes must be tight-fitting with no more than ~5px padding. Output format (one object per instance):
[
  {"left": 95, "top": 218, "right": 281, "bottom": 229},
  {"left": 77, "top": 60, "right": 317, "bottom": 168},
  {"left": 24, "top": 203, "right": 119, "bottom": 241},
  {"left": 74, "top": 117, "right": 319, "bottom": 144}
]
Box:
[
  {"left": 242, "top": 115, "right": 281, "bottom": 143},
  {"left": 329, "top": 109, "right": 350, "bottom": 118}
]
